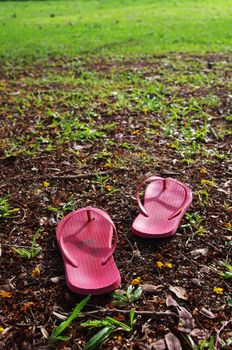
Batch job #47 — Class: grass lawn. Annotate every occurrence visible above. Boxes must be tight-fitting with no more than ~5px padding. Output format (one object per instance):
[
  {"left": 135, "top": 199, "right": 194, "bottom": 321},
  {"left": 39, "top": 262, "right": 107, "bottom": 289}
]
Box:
[{"left": 0, "top": 0, "right": 232, "bottom": 58}]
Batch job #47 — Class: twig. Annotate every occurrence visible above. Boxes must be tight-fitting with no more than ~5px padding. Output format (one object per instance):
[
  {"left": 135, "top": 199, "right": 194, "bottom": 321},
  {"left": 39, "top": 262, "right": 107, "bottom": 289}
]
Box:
[
  {"left": 0, "top": 184, "right": 7, "bottom": 190},
  {"left": 82, "top": 308, "right": 178, "bottom": 319},
  {"left": 215, "top": 320, "right": 231, "bottom": 349},
  {"left": 161, "top": 171, "right": 180, "bottom": 176},
  {"left": 7, "top": 169, "right": 126, "bottom": 182},
  {"left": 122, "top": 233, "right": 135, "bottom": 262}
]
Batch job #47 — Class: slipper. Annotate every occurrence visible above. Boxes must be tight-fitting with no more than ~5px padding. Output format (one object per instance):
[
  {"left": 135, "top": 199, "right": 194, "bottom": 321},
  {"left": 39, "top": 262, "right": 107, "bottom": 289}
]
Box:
[
  {"left": 132, "top": 176, "right": 192, "bottom": 238},
  {"left": 56, "top": 207, "right": 121, "bottom": 295}
]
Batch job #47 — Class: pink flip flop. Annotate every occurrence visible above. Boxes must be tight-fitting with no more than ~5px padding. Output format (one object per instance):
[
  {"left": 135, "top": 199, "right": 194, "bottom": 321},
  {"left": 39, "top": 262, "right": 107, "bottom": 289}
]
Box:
[
  {"left": 132, "top": 176, "right": 192, "bottom": 238},
  {"left": 56, "top": 207, "right": 121, "bottom": 295}
]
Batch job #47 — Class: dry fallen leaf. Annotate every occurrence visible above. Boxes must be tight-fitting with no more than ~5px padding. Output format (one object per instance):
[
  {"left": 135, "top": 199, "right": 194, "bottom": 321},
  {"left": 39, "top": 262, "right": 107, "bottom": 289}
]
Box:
[
  {"left": 178, "top": 306, "right": 195, "bottom": 332},
  {"left": 151, "top": 338, "right": 166, "bottom": 350},
  {"left": 199, "top": 307, "right": 216, "bottom": 319},
  {"left": 166, "top": 294, "right": 179, "bottom": 307},
  {"left": 169, "top": 286, "right": 189, "bottom": 300},
  {"left": 190, "top": 248, "right": 208, "bottom": 257},
  {"left": 52, "top": 311, "right": 67, "bottom": 321},
  {"left": 50, "top": 276, "right": 63, "bottom": 283},
  {"left": 165, "top": 332, "right": 182, "bottom": 350},
  {"left": 190, "top": 328, "right": 208, "bottom": 339},
  {"left": 40, "top": 326, "right": 49, "bottom": 339},
  {"left": 141, "top": 284, "right": 164, "bottom": 293}
]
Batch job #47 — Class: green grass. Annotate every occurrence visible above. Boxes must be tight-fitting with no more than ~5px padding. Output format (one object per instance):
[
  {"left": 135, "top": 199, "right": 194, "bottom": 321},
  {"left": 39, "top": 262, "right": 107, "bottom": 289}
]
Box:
[{"left": 0, "top": 0, "right": 232, "bottom": 58}]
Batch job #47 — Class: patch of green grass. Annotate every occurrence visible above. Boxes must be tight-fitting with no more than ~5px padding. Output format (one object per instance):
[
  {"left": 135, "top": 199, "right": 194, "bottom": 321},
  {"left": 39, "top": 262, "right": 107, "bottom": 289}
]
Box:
[
  {"left": 13, "top": 228, "right": 42, "bottom": 259},
  {"left": 0, "top": 197, "right": 20, "bottom": 219},
  {"left": 48, "top": 196, "right": 77, "bottom": 220},
  {"left": 1, "top": 55, "right": 230, "bottom": 161},
  {"left": 0, "top": 0, "right": 232, "bottom": 58},
  {"left": 81, "top": 308, "right": 136, "bottom": 350},
  {"left": 50, "top": 295, "right": 91, "bottom": 342},
  {"left": 219, "top": 261, "right": 232, "bottom": 279},
  {"left": 112, "top": 285, "right": 142, "bottom": 307}
]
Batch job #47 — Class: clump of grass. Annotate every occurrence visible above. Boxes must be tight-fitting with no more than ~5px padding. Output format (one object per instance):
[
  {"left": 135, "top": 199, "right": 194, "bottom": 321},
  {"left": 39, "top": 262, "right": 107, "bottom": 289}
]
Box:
[
  {"left": 81, "top": 308, "right": 136, "bottom": 350},
  {"left": 0, "top": 196, "right": 20, "bottom": 219},
  {"left": 112, "top": 285, "right": 142, "bottom": 307},
  {"left": 219, "top": 261, "right": 232, "bottom": 279},
  {"left": 48, "top": 196, "right": 77, "bottom": 219},
  {"left": 50, "top": 295, "right": 91, "bottom": 342},
  {"left": 13, "top": 228, "right": 42, "bottom": 259},
  {"left": 187, "top": 335, "right": 214, "bottom": 350}
]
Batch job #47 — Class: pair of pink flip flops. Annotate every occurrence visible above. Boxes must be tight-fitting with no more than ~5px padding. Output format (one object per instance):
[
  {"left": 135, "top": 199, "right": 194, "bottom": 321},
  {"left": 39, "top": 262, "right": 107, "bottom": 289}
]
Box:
[{"left": 56, "top": 177, "right": 192, "bottom": 295}]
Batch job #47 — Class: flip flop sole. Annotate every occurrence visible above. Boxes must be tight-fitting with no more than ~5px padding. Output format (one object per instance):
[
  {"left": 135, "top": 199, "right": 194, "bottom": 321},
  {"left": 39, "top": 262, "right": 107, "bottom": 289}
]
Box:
[
  {"left": 132, "top": 178, "right": 192, "bottom": 238},
  {"left": 56, "top": 207, "right": 121, "bottom": 295}
]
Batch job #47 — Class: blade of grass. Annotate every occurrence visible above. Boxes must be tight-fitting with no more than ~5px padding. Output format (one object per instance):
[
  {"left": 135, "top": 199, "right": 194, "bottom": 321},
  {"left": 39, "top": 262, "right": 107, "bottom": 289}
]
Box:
[
  {"left": 105, "top": 317, "right": 130, "bottom": 331},
  {"left": 51, "top": 294, "right": 91, "bottom": 339},
  {"left": 129, "top": 308, "right": 135, "bottom": 329},
  {"left": 81, "top": 319, "right": 113, "bottom": 328},
  {"left": 83, "top": 326, "right": 114, "bottom": 350}
]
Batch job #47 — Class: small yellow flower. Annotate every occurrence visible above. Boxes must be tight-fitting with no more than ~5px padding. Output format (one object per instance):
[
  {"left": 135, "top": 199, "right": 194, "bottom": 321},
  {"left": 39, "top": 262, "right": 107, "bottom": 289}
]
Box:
[
  {"left": 114, "top": 335, "right": 122, "bottom": 344},
  {"left": 213, "top": 287, "right": 223, "bottom": 295},
  {"left": 224, "top": 222, "right": 232, "bottom": 229},
  {"left": 43, "top": 181, "right": 50, "bottom": 188},
  {"left": 201, "top": 179, "right": 215, "bottom": 187},
  {"left": 131, "top": 277, "right": 141, "bottom": 286},
  {"left": 22, "top": 301, "right": 35, "bottom": 312},
  {"left": 143, "top": 107, "right": 149, "bottom": 114},
  {"left": 0, "top": 290, "right": 12, "bottom": 298},
  {"left": 167, "top": 143, "right": 177, "bottom": 149},
  {"left": 156, "top": 261, "right": 164, "bottom": 269},
  {"left": 164, "top": 262, "right": 173, "bottom": 268},
  {"left": 105, "top": 185, "right": 112, "bottom": 192},
  {"left": 32, "top": 266, "right": 41, "bottom": 278},
  {"left": 132, "top": 130, "right": 141, "bottom": 136},
  {"left": 103, "top": 162, "right": 113, "bottom": 170},
  {"left": 200, "top": 167, "right": 207, "bottom": 175},
  {"left": 0, "top": 326, "right": 4, "bottom": 333}
]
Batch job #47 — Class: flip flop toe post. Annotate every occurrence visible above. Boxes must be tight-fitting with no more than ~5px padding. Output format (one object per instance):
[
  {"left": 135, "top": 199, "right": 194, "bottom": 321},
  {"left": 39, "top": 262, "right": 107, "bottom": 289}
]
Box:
[
  {"left": 132, "top": 176, "right": 192, "bottom": 238},
  {"left": 56, "top": 207, "right": 121, "bottom": 295}
]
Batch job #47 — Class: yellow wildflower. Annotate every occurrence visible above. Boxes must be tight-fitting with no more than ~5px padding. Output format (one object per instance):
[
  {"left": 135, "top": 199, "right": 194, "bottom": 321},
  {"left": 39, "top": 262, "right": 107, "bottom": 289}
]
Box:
[
  {"left": 0, "top": 326, "right": 4, "bottom": 333},
  {"left": 143, "top": 107, "right": 149, "bottom": 114},
  {"left": 43, "top": 181, "right": 50, "bottom": 188},
  {"left": 167, "top": 143, "right": 177, "bottom": 149},
  {"left": 200, "top": 167, "right": 207, "bottom": 175},
  {"left": 116, "top": 335, "right": 122, "bottom": 344},
  {"left": 32, "top": 266, "right": 41, "bottom": 278},
  {"left": 132, "top": 130, "right": 141, "bottom": 136},
  {"left": 105, "top": 185, "right": 112, "bottom": 192},
  {"left": 213, "top": 287, "right": 223, "bottom": 295},
  {"left": 156, "top": 261, "right": 164, "bottom": 269},
  {"left": 21, "top": 301, "right": 35, "bottom": 312},
  {"left": 164, "top": 262, "right": 173, "bottom": 268},
  {"left": 103, "top": 162, "right": 113, "bottom": 170},
  {"left": 131, "top": 277, "right": 141, "bottom": 286},
  {"left": 224, "top": 222, "right": 232, "bottom": 229},
  {"left": 201, "top": 179, "right": 215, "bottom": 187},
  {"left": 0, "top": 290, "right": 12, "bottom": 298}
]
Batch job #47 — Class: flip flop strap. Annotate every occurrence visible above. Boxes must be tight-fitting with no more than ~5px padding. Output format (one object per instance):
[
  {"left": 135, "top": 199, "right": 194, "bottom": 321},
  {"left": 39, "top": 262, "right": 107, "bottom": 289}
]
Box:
[
  {"left": 136, "top": 176, "right": 188, "bottom": 219},
  {"left": 58, "top": 207, "right": 118, "bottom": 267}
]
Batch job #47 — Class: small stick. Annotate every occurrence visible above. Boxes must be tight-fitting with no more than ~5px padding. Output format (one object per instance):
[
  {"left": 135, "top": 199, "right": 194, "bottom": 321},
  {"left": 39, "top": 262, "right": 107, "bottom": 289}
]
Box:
[
  {"left": 82, "top": 308, "right": 178, "bottom": 319},
  {"left": 7, "top": 169, "right": 126, "bottom": 182}
]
